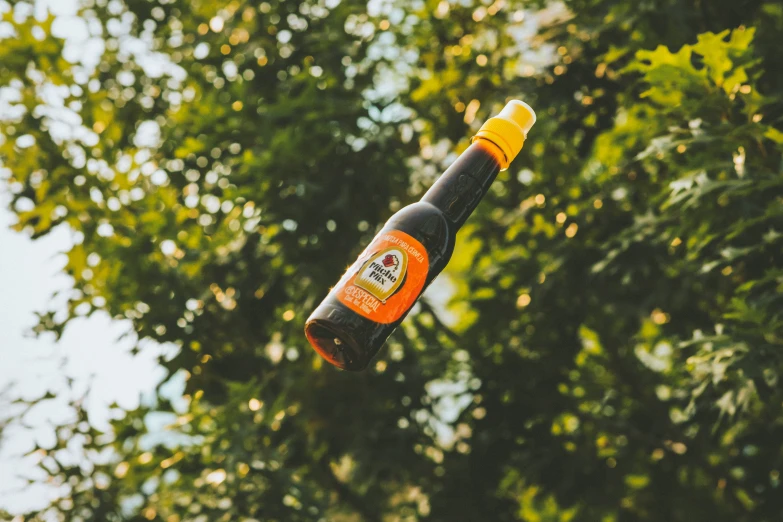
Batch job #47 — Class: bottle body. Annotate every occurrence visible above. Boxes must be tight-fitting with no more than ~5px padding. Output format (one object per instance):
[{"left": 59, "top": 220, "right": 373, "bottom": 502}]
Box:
[
  {"left": 305, "top": 201, "right": 453, "bottom": 370},
  {"left": 305, "top": 140, "right": 503, "bottom": 371}
]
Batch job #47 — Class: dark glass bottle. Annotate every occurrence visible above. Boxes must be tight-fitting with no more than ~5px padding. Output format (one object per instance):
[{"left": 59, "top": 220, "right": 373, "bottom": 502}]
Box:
[{"left": 305, "top": 101, "right": 536, "bottom": 371}]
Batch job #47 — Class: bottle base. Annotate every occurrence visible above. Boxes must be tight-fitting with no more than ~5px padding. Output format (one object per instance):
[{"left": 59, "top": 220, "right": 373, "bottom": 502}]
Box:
[{"left": 304, "top": 320, "right": 369, "bottom": 371}]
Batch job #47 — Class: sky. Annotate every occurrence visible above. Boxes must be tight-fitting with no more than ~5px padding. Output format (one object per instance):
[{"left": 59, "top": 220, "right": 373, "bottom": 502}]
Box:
[
  {"left": 0, "top": 194, "right": 170, "bottom": 513},
  {"left": 0, "top": 0, "right": 167, "bottom": 513}
]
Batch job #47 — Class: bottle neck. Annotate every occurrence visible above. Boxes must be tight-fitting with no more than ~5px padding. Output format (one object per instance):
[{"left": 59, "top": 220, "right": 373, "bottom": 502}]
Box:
[{"left": 420, "top": 139, "right": 504, "bottom": 229}]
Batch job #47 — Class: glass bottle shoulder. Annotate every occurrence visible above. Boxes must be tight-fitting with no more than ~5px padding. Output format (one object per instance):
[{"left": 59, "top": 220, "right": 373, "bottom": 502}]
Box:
[{"left": 384, "top": 201, "right": 455, "bottom": 267}]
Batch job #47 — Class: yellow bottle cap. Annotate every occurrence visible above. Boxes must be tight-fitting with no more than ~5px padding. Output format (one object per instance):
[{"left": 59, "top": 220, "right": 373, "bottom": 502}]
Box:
[{"left": 473, "top": 100, "right": 536, "bottom": 169}]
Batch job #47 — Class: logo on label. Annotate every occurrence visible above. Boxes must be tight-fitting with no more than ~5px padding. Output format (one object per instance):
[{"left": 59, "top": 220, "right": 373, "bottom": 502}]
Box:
[{"left": 354, "top": 247, "right": 408, "bottom": 303}]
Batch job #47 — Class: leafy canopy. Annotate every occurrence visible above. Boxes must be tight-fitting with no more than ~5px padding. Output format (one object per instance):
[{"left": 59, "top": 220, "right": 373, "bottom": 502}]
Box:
[{"left": 1, "top": 0, "right": 782, "bottom": 520}]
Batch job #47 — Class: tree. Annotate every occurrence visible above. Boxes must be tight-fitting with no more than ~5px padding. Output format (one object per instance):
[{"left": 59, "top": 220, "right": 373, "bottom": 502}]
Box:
[{"left": 1, "top": 0, "right": 782, "bottom": 520}]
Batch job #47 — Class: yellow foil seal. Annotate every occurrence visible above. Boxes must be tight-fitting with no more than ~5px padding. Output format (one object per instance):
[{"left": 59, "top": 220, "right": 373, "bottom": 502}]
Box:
[{"left": 473, "top": 100, "right": 536, "bottom": 170}]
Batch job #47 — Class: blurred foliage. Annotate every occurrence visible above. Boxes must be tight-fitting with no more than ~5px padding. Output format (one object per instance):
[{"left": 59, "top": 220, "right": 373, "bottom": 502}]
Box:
[{"left": 1, "top": 0, "right": 782, "bottom": 520}]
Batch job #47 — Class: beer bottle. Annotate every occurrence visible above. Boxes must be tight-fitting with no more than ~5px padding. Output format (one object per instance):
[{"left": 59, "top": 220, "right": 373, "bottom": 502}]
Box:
[{"left": 305, "top": 100, "right": 536, "bottom": 371}]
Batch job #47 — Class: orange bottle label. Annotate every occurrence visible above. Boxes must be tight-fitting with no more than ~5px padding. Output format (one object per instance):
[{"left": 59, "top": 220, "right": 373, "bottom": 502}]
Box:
[{"left": 335, "top": 230, "right": 429, "bottom": 324}]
